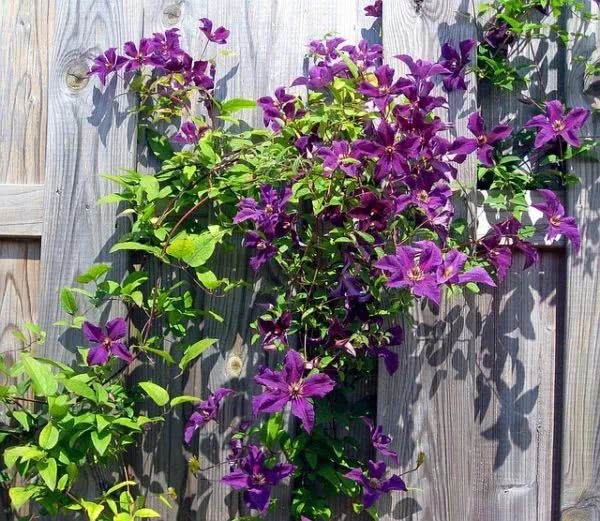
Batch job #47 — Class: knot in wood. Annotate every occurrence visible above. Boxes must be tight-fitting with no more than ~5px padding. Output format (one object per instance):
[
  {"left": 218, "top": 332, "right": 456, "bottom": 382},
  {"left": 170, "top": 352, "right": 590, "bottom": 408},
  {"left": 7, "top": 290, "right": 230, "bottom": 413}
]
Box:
[
  {"left": 162, "top": 4, "right": 182, "bottom": 26},
  {"left": 414, "top": 0, "right": 425, "bottom": 13},
  {"left": 65, "top": 61, "right": 89, "bottom": 90},
  {"left": 226, "top": 354, "right": 243, "bottom": 377}
]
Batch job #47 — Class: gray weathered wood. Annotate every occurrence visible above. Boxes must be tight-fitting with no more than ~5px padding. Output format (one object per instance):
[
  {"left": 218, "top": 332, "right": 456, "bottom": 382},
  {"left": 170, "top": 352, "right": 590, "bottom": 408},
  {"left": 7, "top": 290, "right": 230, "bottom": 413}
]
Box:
[
  {"left": 0, "top": 185, "right": 44, "bottom": 238},
  {"left": 40, "top": 0, "right": 142, "bottom": 361},
  {"left": 560, "top": 3, "right": 600, "bottom": 520}
]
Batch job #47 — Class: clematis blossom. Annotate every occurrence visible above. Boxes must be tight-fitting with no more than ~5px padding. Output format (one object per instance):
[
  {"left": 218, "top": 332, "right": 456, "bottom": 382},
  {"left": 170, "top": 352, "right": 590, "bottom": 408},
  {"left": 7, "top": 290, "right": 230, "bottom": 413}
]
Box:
[
  {"left": 439, "top": 39, "right": 476, "bottom": 92},
  {"left": 222, "top": 445, "right": 294, "bottom": 513},
  {"left": 253, "top": 349, "right": 335, "bottom": 432},
  {"left": 363, "top": 417, "right": 399, "bottom": 463},
  {"left": 257, "top": 311, "right": 292, "bottom": 350},
  {"left": 466, "top": 112, "right": 512, "bottom": 167},
  {"left": 524, "top": 100, "right": 589, "bottom": 149},
  {"left": 184, "top": 388, "right": 233, "bottom": 443},
  {"left": 199, "top": 18, "right": 230, "bottom": 44},
  {"left": 88, "top": 48, "right": 127, "bottom": 85},
  {"left": 345, "top": 460, "right": 407, "bottom": 509},
  {"left": 83, "top": 318, "right": 132, "bottom": 366},
  {"left": 533, "top": 189, "right": 580, "bottom": 251}
]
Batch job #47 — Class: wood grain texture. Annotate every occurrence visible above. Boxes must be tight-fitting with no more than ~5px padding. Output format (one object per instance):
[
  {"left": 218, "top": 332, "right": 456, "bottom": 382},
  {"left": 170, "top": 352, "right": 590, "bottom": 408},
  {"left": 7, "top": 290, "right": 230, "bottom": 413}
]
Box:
[
  {"left": 378, "top": 2, "right": 480, "bottom": 520},
  {"left": 0, "top": 1, "right": 50, "bottom": 185},
  {"left": 0, "top": 240, "right": 40, "bottom": 355},
  {"left": 39, "top": 0, "right": 142, "bottom": 362},
  {"left": 0, "top": 184, "right": 44, "bottom": 237},
  {"left": 379, "top": 2, "right": 559, "bottom": 521},
  {"left": 560, "top": 3, "right": 600, "bottom": 520}
]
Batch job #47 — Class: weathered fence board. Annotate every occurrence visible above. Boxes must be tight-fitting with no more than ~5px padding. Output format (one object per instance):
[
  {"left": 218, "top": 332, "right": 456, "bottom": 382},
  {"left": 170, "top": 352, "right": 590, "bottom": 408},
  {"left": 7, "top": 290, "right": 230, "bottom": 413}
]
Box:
[{"left": 560, "top": 3, "right": 600, "bottom": 520}]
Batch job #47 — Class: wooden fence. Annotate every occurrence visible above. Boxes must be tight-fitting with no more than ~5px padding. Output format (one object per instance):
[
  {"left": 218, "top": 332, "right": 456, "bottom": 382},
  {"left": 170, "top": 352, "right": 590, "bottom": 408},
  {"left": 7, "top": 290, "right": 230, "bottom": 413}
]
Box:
[{"left": 1, "top": 1, "right": 599, "bottom": 519}]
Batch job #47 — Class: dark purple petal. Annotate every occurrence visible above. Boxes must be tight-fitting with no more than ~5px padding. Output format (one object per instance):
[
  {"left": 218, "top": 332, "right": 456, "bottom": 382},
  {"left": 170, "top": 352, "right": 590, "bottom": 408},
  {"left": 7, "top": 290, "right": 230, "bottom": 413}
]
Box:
[
  {"left": 83, "top": 321, "right": 104, "bottom": 344},
  {"left": 87, "top": 345, "right": 109, "bottom": 366},
  {"left": 106, "top": 317, "right": 127, "bottom": 340}
]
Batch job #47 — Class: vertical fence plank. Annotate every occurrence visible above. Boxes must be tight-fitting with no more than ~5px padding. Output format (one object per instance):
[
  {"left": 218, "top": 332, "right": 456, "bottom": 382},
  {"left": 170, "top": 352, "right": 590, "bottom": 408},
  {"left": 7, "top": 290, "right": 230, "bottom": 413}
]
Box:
[
  {"left": 40, "top": 0, "right": 142, "bottom": 359},
  {"left": 379, "top": 1, "right": 559, "bottom": 520},
  {"left": 378, "top": 2, "right": 480, "bottom": 520},
  {"left": 560, "top": 3, "right": 600, "bottom": 520}
]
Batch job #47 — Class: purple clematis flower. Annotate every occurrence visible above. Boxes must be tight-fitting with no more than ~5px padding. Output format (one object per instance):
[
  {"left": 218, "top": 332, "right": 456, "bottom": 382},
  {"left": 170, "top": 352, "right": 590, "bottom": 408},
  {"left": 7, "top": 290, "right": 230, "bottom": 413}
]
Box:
[
  {"left": 368, "top": 326, "right": 403, "bottom": 376},
  {"left": 150, "top": 29, "right": 184, "bottom": 62},
  {"left": 199, "top": 18, "right": 230, "bottom": 44},
  {"left": 83, "top": 318, "right": 132, "bottom": 366},
  {"left": 342, "top": 40, "right": 383, "bottom": 70},
  {"left": 394, "top": 54, "right": 450, "bottom": 83},
  {"left": 363, "top": 417, "right": 399, "bottom": 464},
  {"left": 364, "top": 0, "right": 383, "bottom": 17},
  {"left": 439, "top": 39, "right": 476, "bottom": 92},
  {"left": 257, "top": 311, "right": 292, "bottom": 350},
  {"left": 253, "top": 349, "right": 335, "bottom": 432},
  {"left": 358, "top": 64, "right": 409, "bottom": 111},
  {"left": 88, "top": 48, "right": 127, "bottom": 85},
  {"left": 330, "top": 273, "right": 373, "bottom": 322},
  {"left": 345, "top": 460, "right": 407, "bottom": 509},
  {"left": 533, "top": 189, "right": 580, "bottom": 251},
  {"left": 222, "top": 445, "right": 295, "bottom": 513},
  {"left": 173, "top": 121, "right": 208, "bottom": 144},
  {"left": 437, "top": 250, "right": 496, "bottom": 287},
  {"left": 122, "top": 38, "right": 158, "bottom": 72},
  {"left": 258, "top": 87, "right": 301, "bottom": 132},
  {"left": 524, "top": 100, "right": 589, "bottom": 149},
  {"left": 353, "top": 121, "right": 419, "bottom": 182},
  {"left": 347, "top": 192, "right": 393, "bottom": 232},
  {"left": 243, "top": 231, "right": 278, "bottom": 272},
  {"left": 184, "top": 388, "right": 233, "bottom": 444},
  {"left": 234, "top": 184, "right": 293, "bottom": 238},
  {"left": 484, "top": 21, "right": 514, "bottom": 50},
  {"left": 374, "top": 241, "right": 444, "bottom": 305},
  {"left": 318, "top": 140, "right": 361, "bottom": 177},
  {"left": 467, "top": 112, "right": 512, "bottom": 167}
]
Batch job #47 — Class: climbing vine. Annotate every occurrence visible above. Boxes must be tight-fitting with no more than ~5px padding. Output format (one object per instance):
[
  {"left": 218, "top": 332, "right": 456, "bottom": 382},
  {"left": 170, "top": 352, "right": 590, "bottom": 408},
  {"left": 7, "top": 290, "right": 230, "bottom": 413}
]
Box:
[{"left": 0, "top": 1, "right": 594, "bottom": 520}]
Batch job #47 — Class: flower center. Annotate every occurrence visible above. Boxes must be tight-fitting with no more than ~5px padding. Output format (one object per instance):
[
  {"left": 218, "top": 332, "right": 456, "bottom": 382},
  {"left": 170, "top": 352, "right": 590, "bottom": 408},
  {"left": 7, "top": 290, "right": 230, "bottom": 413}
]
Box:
[
  {"left": 552, "top": 119, "right": 566, "bottom": 132},
  {"left": 103, "top": 337, "right": 112, "bottom": 347},
  {"left": 288, "top": 381, "right": 304, "bottom": 398},
  {"left": 549, "top": 215, "right": 561, "bottom": 226},
  {"left": 385, "top": 145, "right": 395, "bottom": 155},
  {"left": 408, "top": 266, "right": 424, "bottom": 281},
  {"left": 417, "top": 190, "right": 429, "bottom": 202},
  {"left": 443, "top": 266, "right": 454, "bottom": 278},
  {"left": 252, "top": 473, "right": 267, "bottom": 486},
  {"left": 368, "top": 477, "right": 381, "bottom": 489},
  {"left": 264, "top": 204, "right": 274, "bottom": 214},
  {"left": 477, "top": 135, "right": 488, "bottom": 146}
]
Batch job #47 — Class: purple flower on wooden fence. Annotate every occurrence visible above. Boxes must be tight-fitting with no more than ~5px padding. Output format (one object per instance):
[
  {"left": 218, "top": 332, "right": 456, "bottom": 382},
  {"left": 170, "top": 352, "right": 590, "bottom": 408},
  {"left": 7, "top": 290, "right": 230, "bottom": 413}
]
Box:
[
  {"left": 253, "top": 349, "right": 335, "bottom": 432},
  {"left": 173, "top": 121, "right": 208, "bottom": 144},
  {"left": 199, "top": 18, "right": 230, "bottom": 45},
  {"left": 466, "top": 112, "right": 512, "bottom": 167},
  {"left": 88, "top": 48, "right": 127, "bottom": 85},
  {"left": 375, "top": 241, "right": 443, "bottom": 305},
  {"left": 184, "top": 388, "right": 234, "bottom": 443},
  {"left": 345, "top": 460, "right": 407, "bottom": 509},
  {"left": 222, "top": 445, "right": 295, "bottom": 512},
  {"left": 525, "top": 100, "right": 589, "bottom": 149},
  {"left": 533, "top": 189, "right": 581, "bottom": 251},
  {"left": 363, "top": 417, "right": 399, "bottom": 464},
  {"left": 364, "top": 0, "right": 383, "bottom": 17},
  {"left": 83, "top": 318, "right": 131, "bottom": 366},
  {"left": 439, "top": 39, "right": 476, "bottom": 92},
  {"left": 258, "top": 311, "right": 292, "bottom": 350}
]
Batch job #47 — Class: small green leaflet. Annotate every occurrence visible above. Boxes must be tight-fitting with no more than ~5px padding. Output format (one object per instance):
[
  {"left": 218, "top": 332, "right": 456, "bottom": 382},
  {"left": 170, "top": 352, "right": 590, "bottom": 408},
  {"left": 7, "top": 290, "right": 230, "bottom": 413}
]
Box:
[
  {"left": 179, "top": 338, "right": 218, "bottom": 370},
  {"left": 21, "top": 354, "right": 58, "bottom": 396}
]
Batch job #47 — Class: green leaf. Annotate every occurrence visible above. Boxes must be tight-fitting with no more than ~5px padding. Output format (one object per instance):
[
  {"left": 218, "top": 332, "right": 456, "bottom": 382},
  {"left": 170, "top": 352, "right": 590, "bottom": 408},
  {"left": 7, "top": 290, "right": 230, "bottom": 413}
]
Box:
[
  {"left": 4, "top": 445, "right": 45, "bottom": 467},
  {"left": 220, "top": 98, "right": 257, "bottom": 114},
  {"left": 104, "top": 481, "right": 137, "bottom": 496},
  {"left": 134, "top": 508, "right": 161, "bottom": 518},
  {"left": 139, "top": 381, "right": 170, "bottom": 406},
  {"left": 179, "top": 338, "right": 218, "bottom": 370},
  {"left": 166, "top": 230, "right": 222, "bottom": 268},
  {"left": 63, "top": 377, "right": 97, "bottom": 402},
  {"left": 146, "top": 128, "right": 173, "bottom": 162},
  {"left": 76, "top": 264, "right": 111, "bottom": 284},
  {"left": 91, "top": 430, "right": 112, "bottom": 456},
  {"left": 39, "top": 423, "right": 60, "bottom": 450},
  {"left": 12, "top": 410, "right": 30, "bottom": 431},
  {"left": 37, "top": 458, "right": 58, "bottom": 491},
  {"left": 140, "top": 175, "right": 160, "bottom": 201},
  {"left": 81, "top": 500, "right": 104, "bottom": 521},
  {"left": 60, "top": 287, "right": 78, "bottom": 315},
  {"left": 9, "top": 486, "right": 36, "bottom": 509},
  {"left": 170, "top": 395, "right": 201, "bottom": 407},
  {"left": 21, "top": 354, "right": 58, "bottom": 396},
  {"left": 110, "top": 242, "right": 164, "bottom": 258}
]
